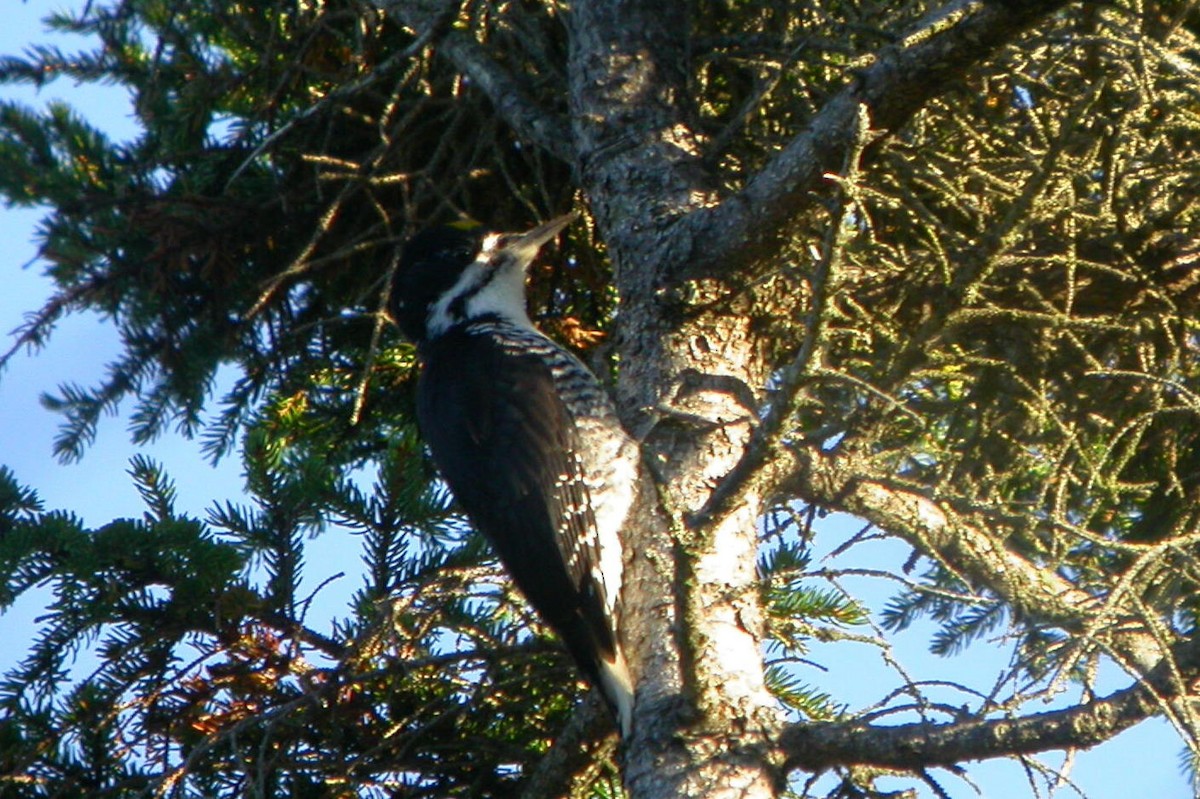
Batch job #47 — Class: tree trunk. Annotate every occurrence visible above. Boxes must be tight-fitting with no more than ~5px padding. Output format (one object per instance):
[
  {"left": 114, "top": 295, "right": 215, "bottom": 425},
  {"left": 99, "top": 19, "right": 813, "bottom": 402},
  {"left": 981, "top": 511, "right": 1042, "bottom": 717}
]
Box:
[{"left": 566, "top": 2, "right": 785, "bottom": 794}]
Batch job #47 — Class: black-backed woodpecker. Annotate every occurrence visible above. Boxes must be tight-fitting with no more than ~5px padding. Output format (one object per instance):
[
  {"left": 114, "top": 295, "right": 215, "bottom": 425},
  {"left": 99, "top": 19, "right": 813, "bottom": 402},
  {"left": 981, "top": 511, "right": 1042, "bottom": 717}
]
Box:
[{"left": 390, "top": 214, "right": 636, "bottom": 735}]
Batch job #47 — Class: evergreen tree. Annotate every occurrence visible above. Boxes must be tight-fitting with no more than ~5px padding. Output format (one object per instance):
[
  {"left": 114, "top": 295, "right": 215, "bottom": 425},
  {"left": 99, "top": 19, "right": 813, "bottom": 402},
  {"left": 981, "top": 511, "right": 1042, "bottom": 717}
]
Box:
[{"left": 1, "top": 1, "right": 1199, "bottom": 796}]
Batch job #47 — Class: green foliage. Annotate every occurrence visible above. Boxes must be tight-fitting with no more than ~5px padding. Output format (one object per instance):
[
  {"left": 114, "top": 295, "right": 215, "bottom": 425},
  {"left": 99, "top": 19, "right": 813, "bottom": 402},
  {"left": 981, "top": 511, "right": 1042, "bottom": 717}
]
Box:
[
  {"left": 758, "top": 517, "right": 867, "bottom": 720},
  {"left": 0, "top": 440, "right": 588, "bottom": 795},
  {"left": 881, "top": 572, "right": 1007, "bottom": 658},
  {"left": 0, "top": 1, "right": 619, "bottom": 787},
  {"left": 764, "top": 664, "right": 838, "bottom": 721},
  {"left": 779, "top": 3, "right": 1200, "bottom": 689},
  {"left": 0, "top": 0, "right": 589, "bottom": 467},
  {"left": 0, "top": 463, "right": 246, "bottom": 796}
]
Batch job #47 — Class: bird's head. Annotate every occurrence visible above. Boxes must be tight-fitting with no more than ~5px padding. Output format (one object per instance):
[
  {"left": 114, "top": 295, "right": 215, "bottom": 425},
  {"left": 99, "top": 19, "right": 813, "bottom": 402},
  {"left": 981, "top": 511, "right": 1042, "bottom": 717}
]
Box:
[{"left": 390, "top": 213, "right": 576, "bottom": 343}]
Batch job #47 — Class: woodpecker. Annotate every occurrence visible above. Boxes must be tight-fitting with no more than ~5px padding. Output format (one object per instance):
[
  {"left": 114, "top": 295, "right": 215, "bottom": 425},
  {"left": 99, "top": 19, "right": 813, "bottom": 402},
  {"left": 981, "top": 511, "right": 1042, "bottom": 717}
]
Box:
[{"left": 390, "top": 214, "right": 637, "bottom": 736}]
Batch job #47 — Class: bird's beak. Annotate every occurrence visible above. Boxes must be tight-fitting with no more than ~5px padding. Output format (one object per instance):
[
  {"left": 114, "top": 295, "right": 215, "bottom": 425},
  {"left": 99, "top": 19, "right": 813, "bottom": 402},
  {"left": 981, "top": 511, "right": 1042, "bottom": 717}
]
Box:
[{"left": 504, "top": 212, "right": 578, "bottom": 261}]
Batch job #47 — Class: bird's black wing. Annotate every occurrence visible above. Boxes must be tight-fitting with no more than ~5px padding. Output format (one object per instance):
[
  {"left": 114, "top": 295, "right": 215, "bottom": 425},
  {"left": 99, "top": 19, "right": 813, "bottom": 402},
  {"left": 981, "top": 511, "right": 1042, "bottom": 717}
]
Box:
[{"left": 416, "top": 328, "right": 619, "bottom": 673}]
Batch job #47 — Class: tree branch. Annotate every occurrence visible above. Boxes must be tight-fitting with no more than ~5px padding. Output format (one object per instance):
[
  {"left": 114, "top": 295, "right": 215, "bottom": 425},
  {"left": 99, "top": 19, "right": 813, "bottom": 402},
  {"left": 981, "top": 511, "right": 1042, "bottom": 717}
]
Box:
[
  {"left": 780, "top": 633, "right": 1200, "bottom": 772},
  {"left": 383, "top": 0, "right": 574, "bottom": 163},
  {"left": 788, "top": 444, "right": 1168, "bottom": 672},
  {"left": 674, "top": 0, "right": 1074, "bottom": 283}
]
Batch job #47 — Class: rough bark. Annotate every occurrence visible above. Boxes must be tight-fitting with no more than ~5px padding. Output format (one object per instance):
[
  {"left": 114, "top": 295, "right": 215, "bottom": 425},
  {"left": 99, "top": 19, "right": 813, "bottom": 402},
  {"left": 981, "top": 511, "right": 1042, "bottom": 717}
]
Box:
[{"left": 566, "top": 2, "right": 783, "bottom": 795}]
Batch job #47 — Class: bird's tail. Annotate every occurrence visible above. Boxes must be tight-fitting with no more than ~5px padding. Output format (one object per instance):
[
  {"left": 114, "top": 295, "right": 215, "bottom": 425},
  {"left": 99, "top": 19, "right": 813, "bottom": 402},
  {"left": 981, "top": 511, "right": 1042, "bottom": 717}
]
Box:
[
  {"left": 596, "top": 646, "right": 634, "bottom": 738},
  {"left": 556, "top": 613, "right": 635, "bottom": 737}
]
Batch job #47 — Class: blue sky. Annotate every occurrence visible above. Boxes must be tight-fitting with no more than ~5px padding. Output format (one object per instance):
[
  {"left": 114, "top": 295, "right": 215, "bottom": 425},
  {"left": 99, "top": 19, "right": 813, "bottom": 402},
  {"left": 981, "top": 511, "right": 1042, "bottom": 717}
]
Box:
[{"left": 0, "top": 3, "right": 1191, "bottom": 797}]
